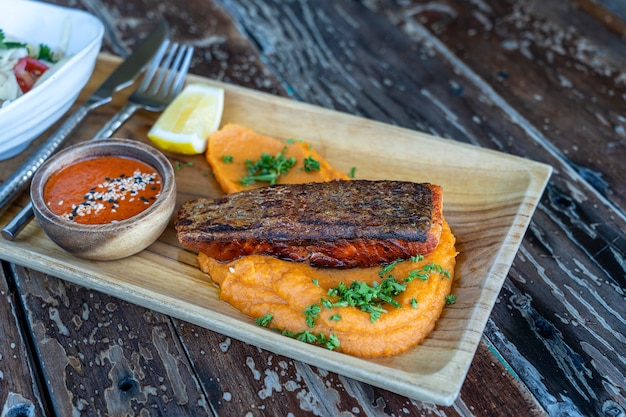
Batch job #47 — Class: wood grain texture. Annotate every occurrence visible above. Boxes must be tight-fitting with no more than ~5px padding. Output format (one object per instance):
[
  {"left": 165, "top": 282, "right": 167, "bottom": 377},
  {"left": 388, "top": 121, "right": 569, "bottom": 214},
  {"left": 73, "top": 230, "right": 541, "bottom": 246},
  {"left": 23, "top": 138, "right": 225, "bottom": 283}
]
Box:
[
  {"left": 0, "top": 54, "right": 551, "bottom": 405},
  {"left": 0, "top": 49, "right": 545, "bottom": 415},
  {"left": 0, "top": 265, "right": 45, "bottom": 416},
  {"left": 176, "top": 321, "right": 545, "bottom": 416},
  {"left": 212, "top": 1, "right": 625, "bottom": 415},
  {"left": 1, "top": 0, "right": 623, "bottom": 415},
  {"left": 10, "top": 265, "right": 210, "bottom": 416},
  {"left": 5, "top": 264, "right": 545, "bottom": 417}
]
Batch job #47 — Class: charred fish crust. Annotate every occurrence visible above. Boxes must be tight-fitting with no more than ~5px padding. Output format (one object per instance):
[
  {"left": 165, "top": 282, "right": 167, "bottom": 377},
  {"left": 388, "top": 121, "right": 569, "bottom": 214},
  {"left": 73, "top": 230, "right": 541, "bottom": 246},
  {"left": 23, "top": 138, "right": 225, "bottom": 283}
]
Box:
[{"left": 176, "top": 180, "right": 444, "bottom": 268}]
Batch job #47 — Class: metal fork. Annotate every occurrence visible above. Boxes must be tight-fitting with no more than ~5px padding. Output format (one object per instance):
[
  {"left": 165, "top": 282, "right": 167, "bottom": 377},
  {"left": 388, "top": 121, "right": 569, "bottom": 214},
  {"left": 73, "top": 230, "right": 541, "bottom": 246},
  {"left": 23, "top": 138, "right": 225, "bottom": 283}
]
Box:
[
  {"left": 90, "top": 39, "right": 194, "bottom": 140},
  {"left": 1, "top": 41, "right": 194, "bottom": 241}
]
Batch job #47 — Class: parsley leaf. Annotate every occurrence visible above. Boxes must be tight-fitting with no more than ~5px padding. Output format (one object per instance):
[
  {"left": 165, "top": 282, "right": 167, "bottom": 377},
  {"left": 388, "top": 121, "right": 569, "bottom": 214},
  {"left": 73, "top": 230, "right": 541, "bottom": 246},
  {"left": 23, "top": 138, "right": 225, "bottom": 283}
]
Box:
[
  {"left": 175, "top": 160, "right": 194, "bottom": 170},
  {"left": 0, "top": 30, "right": 24, "bottom": 49},
  {"left": 37, "top": 44, "right": 55, "bottom": 61},
  {"left": 327, "top": 277, "right": 403, "bottom": 323},
  {"left": 256, "top": 313, "right": 274, "bottom": 327},
  {"left": 0, "top": 31, "right": 56, "bottom": 62},
  {"left": 378, "top": 259, "right": 401, "bottom": 278},
  {"left": 303, "top": 156, "right": 320, "bottom": 172},
  {"left": 321, "top": 259, "right": 451, "bottom": 322},
  {"left": 239, "top": 147, "right": 296, "bottom": 186},
  {"left": 304, "top": 304, "right": 322, "bottom": 327},
  {"left": 445, "top": 294, "right": 457, "bottom": 305},
  {"left": 280, "top": 329, "right": 340, "bottom": 351},
  {"left": 410, "top": 254, "right": 425, "bottom": 263}
]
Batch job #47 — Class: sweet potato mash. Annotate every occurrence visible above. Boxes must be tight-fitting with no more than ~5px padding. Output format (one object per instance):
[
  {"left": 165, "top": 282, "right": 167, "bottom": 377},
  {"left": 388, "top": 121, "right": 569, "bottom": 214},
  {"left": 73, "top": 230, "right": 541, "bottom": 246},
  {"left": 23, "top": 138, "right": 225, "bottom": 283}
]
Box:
[
  {"left": 206, "top": 123, "right": 348, "bottom": 193},
  {"left": 198, "top": 221, "right": 456, "bottom": 357},
  {"left": 190, "top": 124, "right": 458, "bottom": 358}
]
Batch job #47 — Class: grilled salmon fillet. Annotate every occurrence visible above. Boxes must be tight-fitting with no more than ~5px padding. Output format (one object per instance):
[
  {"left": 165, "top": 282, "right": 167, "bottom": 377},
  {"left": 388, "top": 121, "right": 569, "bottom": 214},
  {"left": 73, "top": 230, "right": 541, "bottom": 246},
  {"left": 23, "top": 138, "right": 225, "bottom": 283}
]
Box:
[{"left": 175, "top": 180, "right": 444, "bottom": 268}]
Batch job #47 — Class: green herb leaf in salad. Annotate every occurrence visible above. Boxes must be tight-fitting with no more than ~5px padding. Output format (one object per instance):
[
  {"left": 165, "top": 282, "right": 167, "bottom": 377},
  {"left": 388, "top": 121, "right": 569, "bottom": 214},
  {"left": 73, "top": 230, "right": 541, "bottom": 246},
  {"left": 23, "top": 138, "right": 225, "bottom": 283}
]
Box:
[{"left": 0, "top": 29, "right": 56, "bottom": 62}]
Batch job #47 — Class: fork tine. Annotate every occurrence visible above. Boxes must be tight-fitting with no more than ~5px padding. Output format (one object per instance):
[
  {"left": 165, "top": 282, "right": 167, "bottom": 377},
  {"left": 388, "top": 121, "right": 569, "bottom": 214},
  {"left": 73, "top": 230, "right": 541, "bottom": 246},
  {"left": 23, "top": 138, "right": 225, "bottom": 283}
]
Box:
[
  {"left": 158, "top": 44, "right": 186, "bottom": 94},
  {"left": 144, "top": 42, "right": 179, "bottom": 95},
  {"left": 137, "top": 39, "right": 170, "bottom": 92},
  {"left": 169, "top": 45, "right": 194, "bottom": 97},
  {"left": 160, "top": 44, "right": 194, "bottom": 98}
]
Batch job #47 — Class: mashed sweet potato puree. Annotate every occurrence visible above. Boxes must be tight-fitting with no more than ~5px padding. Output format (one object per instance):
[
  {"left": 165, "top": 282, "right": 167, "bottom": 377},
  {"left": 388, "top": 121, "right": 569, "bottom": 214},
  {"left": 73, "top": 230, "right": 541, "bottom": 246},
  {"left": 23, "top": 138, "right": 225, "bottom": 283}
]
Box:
[
  {"left": 197, "top": 124, "right": 458, "bottom": 358},
  {"left": 206, "top": 123, "right": 348, "bottom": 193},
  {"left": 199, "top": 221, "right": 456, "bottom": 358}
]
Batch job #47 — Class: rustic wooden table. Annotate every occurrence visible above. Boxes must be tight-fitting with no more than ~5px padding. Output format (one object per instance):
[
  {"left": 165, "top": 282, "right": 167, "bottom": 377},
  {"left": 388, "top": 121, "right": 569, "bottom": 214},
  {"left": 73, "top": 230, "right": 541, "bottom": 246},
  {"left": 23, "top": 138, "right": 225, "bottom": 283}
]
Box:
[{"left": 1, "top": 1, "right": 624, "bottom": 416}]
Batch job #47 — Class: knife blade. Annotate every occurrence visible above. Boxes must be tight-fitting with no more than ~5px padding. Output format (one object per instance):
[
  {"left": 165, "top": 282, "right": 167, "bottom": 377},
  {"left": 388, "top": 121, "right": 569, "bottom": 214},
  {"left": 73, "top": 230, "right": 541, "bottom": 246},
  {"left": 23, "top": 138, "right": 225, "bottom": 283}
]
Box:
[{"left": 0, "top": 20, "right": 169, "bottom": 217}]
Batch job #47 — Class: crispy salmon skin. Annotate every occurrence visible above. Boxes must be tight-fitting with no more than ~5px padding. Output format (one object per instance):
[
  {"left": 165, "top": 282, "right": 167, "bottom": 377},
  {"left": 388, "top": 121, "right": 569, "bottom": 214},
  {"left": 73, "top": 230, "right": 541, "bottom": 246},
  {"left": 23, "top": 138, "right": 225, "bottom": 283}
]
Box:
[{"left": 175, "top": 179, "right": 443, "bottom": 268}]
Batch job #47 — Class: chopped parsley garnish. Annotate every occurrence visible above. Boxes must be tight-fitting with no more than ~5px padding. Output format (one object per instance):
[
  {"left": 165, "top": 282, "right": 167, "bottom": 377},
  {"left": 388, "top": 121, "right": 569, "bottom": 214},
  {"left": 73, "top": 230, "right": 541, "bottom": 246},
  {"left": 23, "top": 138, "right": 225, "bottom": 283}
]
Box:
[
  {"left": 239, "top": 147, "right": 296, "bottom": 186},
  {"left": 410, "top": 254, "right": 424, "bottom": 263},
  {"left": 303, "top": 156, "right": 320, "bottom": 172},
  {"left": 324, "top": 260, "right": 450, "bottom": 323},
  {"left": 348, "top": 167, "right": 357, "bottom": 178},
  {"left": 303, "top": 304, "right": 322, "bottom": 328},
  {"left": 257, "top": 314, "right": 340, "bottom": 351},
  {"left": 445, "top": 294, "right": 457, "bottom": 305},
  {"left": 281, "top": 329, "right": 340, "bottom": 351},
  {"left": 406, "top": 269, "right": 430, "bottom": 282},
  {"left": 221, "top": 154, "right": 234, "bottom": 163},
  {"left": 378, "top": 259, "right": 401, "bottom": 278},
  {"left": 256, "top": 258, "right": 451, "bottom": 349},
  {"left": 421, "top": 262, "right": 451, "bottom": 279},
  {"left": 326, "top": 279, "right": 404, "bottom": 323},
  {"left": 320, "top": 297, "right": 334, "bottom": 309},
  {"left": 256, "top": 313, "right": 274, "bottom": 327},
  {"left": 175, "top": 160, "right": 194, "bottom": 170}
]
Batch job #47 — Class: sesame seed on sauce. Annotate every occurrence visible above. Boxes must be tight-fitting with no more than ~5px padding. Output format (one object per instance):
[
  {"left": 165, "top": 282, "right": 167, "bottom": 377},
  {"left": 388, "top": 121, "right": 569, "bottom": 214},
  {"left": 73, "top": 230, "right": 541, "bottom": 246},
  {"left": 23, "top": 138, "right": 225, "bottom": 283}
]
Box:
[{"left": 43, "top": 156, "right": 163, "bottom": 224}]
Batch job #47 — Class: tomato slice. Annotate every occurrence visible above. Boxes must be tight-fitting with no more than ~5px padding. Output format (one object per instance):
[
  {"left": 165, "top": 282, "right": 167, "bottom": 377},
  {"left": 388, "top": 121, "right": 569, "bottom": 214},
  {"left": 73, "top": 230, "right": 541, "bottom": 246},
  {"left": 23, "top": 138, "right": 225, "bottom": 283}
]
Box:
[{"left": 13, "top": 56, "right": 49, "bottom": 93}]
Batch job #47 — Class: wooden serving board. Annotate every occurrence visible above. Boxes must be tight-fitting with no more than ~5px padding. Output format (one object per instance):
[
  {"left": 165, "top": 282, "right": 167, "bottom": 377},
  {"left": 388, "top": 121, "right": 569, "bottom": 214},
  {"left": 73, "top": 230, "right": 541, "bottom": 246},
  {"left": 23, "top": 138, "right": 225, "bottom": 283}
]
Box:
[{"left": 0, "top": 54, "right": 551, "bottom": 405}]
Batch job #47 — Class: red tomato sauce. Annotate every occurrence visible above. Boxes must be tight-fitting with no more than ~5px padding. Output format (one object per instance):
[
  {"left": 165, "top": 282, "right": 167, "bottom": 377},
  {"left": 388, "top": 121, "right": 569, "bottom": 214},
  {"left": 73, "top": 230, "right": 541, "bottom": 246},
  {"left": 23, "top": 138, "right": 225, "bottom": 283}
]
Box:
[{"left": 43, "top": 156, "right": 162, "bottom": 224}]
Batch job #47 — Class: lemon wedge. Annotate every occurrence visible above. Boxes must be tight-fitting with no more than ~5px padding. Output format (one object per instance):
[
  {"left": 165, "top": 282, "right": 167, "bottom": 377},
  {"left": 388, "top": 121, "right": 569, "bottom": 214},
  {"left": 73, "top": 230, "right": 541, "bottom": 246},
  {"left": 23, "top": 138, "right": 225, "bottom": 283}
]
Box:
[{"left": 148, "top": 84, "right": 225, "bottom": 155}]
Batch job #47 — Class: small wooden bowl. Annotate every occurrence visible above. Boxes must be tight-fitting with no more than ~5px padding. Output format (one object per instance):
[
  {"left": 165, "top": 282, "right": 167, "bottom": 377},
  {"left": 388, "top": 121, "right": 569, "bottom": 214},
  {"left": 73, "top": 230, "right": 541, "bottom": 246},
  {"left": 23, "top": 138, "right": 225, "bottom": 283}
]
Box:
[{"left": 30, "top": 139, "right": 176, "bottom": 260}]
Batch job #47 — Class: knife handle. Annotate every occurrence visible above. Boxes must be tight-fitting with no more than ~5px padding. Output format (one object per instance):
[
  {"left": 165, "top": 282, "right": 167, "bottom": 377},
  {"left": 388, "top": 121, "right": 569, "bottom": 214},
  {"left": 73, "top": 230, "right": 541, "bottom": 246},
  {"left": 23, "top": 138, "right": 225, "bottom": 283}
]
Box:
[
  {"left": 0, "top": 104, "right": 93, "bottom": 215},
  {"left": 1, "top": 202, "right": 33, "bottom": 241}
]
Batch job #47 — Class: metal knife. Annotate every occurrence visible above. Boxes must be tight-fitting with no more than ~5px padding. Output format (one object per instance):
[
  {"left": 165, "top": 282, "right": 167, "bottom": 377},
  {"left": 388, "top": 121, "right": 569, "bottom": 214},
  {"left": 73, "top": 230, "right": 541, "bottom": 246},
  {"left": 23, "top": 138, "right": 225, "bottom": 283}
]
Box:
[{"left": 0, "top": 20, "right": 169, "bottom": 218}]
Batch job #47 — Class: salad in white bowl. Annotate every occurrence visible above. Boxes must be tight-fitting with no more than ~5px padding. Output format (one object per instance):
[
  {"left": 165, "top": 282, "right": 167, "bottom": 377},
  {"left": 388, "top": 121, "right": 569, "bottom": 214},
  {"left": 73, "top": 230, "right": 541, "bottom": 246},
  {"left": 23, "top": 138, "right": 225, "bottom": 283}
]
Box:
[
  {"left": 0, "top": 0, "right": 104, "bottom": 160},
  {"left": 0, "top": 28, "right": 68, "bottom": 108}
]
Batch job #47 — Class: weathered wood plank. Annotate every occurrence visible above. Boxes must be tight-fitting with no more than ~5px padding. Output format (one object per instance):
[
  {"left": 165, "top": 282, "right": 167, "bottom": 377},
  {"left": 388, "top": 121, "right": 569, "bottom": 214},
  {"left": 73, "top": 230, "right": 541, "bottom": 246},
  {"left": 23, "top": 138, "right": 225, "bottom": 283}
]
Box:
[
  {"left": 0, "top": 55, "right": 547, "bottom": 414},
  {"left": 207, "top": 1, "right": 626, "bottom": 416},
  {"left": 4, "top": 0, "right": 623, "bottom": 415},
  {"left": 572, "top": 0, "right": 626, "bottom": 36},
  {"left": 385, "top": 0, "right": 626, "bottom": 211},
  {"left": 81, "top": 0, "right": 285, "bottom": 95},
  {"left": 0, "top": 263, "right": 46, "bottom": 416},
  {"left": 85, "top": 1, "right": 550, "bottom": 413},
  {"left": 1, "top": 0, "right": 545, "bottom": 415},
  {"left": 176, "top": 319, "right": 545, "bottom": 416},
  {"left": 10, "top": 265, "right": 211, "bottom": 416}
]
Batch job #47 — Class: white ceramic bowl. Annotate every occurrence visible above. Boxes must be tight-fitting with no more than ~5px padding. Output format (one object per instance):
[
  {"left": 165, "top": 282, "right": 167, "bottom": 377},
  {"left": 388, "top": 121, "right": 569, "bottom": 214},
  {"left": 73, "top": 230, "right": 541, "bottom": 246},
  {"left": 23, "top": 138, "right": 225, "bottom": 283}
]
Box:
[
  {"left": 30, "top": 139, "right": 177, "bottom": 261},
  {"left": 0, "top": 0, "right": 104, "bottom": 160}
]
